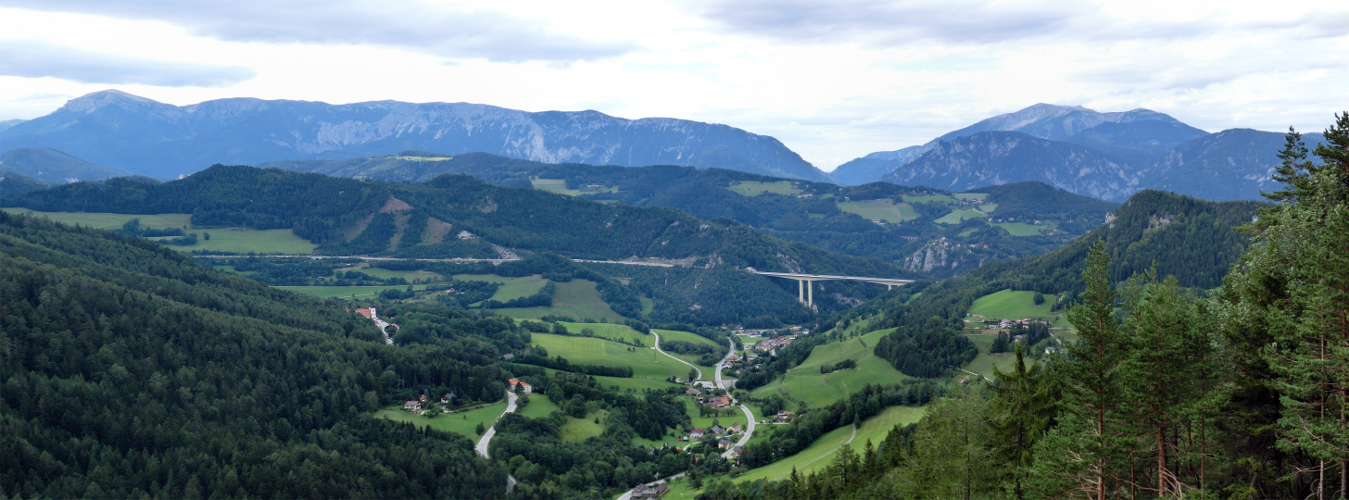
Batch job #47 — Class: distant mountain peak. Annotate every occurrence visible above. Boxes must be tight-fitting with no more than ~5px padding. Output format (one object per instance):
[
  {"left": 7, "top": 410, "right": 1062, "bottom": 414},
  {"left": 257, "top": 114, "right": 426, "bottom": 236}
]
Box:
[{"left": 59, "top": 90, "right": 171, "bottom": 114}]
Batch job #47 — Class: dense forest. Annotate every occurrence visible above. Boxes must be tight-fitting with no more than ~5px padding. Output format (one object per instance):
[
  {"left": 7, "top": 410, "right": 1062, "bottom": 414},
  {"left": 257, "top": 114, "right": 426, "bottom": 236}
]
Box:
[
  {"left": 2, "top": 165, "right": 914, "bottom": 324},
  {"left": 0, "top": 211, "right": 526, "bottom": 498}
]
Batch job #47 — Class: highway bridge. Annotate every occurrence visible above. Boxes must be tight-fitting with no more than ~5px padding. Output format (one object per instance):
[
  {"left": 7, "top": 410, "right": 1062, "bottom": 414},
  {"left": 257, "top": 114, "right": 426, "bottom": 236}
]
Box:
[{"left": 747, "top": 270, "right": 914, "bottom": 307}]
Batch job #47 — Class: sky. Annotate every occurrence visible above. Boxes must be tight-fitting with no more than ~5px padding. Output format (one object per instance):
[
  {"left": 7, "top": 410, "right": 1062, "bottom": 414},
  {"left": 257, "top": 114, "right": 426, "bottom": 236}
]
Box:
[{"left": 0, "top": 0, "right": 1346, "bottom": 170}]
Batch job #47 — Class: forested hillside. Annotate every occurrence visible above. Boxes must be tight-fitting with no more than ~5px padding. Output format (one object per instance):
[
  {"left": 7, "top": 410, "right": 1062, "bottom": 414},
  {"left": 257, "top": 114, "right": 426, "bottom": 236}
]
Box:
[
  {"left": 0, "top": 210, "right": 519, "bottom": 498},
  {"left": 1, "top": 166, "right": 913, "bottom": 323},
  {"left": 265, "top": 152, "right": 1118, "bottom": 277}
]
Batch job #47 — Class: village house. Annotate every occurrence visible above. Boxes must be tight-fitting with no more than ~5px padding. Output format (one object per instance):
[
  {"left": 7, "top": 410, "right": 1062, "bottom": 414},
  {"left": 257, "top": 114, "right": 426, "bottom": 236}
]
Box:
[
  {"left": 774, "top": 411, "right": 795, "bottom": 423},
  {"left": 998, "top": 319, "right": 1014, "bottom": 329},
  {"left": 685, "top": 388, "right": 701, "bottom": 396},
  {"left": 718, "top": 438, "right": 733, "bottom": 449},
  {"left": 706, "top": 395, "right": 731, "bottom": 409},
  {"left": 690, "top": 428, "right": 704, "bottom": 438},
  {"left": 728, "top": 422, "right": 742, "bottom": 433},
  {"left": 502, "top": 353, "right": 514, "bottom": 360},
  {"left": 629, "top": 482, "right": 669, "bottom": 499},
  {"left": 403, "top": 400, "right": 421, "bottom": 412},
  {"left": 732, "top": 445, "right": 743, "bottom": 456},
  {"left": 508, "top": 378, "right": 533, "bottom": 394},
  {"left": 710, "top": 425, "right": 725, "bottom": 435}
]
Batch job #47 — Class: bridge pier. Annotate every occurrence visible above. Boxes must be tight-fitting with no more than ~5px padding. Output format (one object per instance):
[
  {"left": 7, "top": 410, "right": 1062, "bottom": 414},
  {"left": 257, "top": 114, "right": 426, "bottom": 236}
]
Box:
[{"left": 794, "top": 279, "right": 816, "bottom": 307}]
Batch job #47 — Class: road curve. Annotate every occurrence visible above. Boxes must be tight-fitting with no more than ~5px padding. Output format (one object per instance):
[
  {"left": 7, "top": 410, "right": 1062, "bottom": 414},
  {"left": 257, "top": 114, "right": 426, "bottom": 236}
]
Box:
[
  {"left": 716, "top": 337, "right": 756, "bottom": 460},
  {"left": 475, "top": 391, "right": 518, "bottom": 459},
  {"left": 651, "top": 331, "right": 702, "bottom": 381}
]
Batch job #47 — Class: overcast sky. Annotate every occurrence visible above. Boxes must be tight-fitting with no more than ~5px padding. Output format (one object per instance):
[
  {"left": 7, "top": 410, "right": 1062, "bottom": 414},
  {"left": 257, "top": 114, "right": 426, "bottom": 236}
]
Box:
[{"left": 0, "top": 0, "right": 1345, "bottom": 170}]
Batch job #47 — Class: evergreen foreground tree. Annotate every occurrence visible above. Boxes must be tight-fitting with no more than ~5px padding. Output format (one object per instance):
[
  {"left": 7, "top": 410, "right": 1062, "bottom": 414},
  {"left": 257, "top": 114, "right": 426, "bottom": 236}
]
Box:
[
  {"left": 1218, "top": 113, "right": 1349, "bottom": 499},
  {"left": 1030, "top": 241, "right": 1123, "bottom": 499},
  {"left": 991, "top": 343, "right": 1054, "bottom": 499}
]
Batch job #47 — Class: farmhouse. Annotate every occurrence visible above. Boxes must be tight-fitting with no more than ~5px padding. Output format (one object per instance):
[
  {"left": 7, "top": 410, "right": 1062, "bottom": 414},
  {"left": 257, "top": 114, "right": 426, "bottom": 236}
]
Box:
[
  {"left": 629, "top": 482, "right": 669, "bottom": 499},
  {"left": 403, "top": 401, "right": 421, "bottom": 412},
  {"left": 690, "top": 428, "right": 704, "bottom": 438},
  {"left": 728, "top": 422, "right": 742, "bottom": 433},
  {"left": 710, "top": 425, "right": 725, "bottom": 435},
  {"left": 685, "top": 388, "right": 701, "bottom": 396},
  {"left": 718, "top": 439, "right": 733, "bottom": 449},
  {"left": 508, "top": 378, "right": 533, "bottom": 394}
]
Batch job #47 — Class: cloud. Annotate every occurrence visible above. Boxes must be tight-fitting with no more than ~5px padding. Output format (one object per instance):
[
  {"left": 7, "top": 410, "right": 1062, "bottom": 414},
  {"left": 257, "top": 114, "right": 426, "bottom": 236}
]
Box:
[
  {"left": 687, "top": 0, "right": 1246, "bottom": 46},
  {"left": 0, "top": 0, "right": 633, "bottom": 63},
  {"left": 0, "top": 38, "right": 256, "bottom": 86}
]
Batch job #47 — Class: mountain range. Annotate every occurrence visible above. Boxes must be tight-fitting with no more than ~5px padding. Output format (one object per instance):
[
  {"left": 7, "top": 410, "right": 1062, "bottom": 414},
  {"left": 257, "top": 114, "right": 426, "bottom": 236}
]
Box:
[
  {"left": 0, "top": 90, "right": 833, "bottom": 183},
  {"left": 835, "top": 103, "right": 1322, "bottom": 201},
  {"left": 0, "top": 147, "right": 133, "bottom": 184}
]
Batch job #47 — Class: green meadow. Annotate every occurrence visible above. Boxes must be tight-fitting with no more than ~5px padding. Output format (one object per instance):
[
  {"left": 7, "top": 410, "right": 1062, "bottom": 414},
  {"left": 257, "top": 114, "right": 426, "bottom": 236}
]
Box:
[
  {"left": 372, "top": 400, "right": 508, "bottom": 440},
  {"left": 995, "top": 222, "right": 1048, "bottom": 236},
  {"left": 530, "top": 333, "right": 686, "bottom": 382},
  {"left": 964, "top": 334, "right": 1021, "bottom": 381},
  {"left": 749, "top": 328, "right": 909, "bottom": 408},
  {"left": 2, "top": 208, "right": 192, "bottom": 230},
  {"left": 277, "top": 284, "right": 427, "bottom": 299},
  {"left": 935, "top": 208, "right": 990, "bottom": 225},
  {"left": 338, "top": 264, "right": 443, "bottom": 282},
  {"left": 726, "top": 181, "right": 802, "bottom": 197},
  {"left": 967, "top": 289, "right": 1067, "bottom": 326},
  {"left": 530, "top": 178, "right": 618, "bottom": 197},
  {"left": 516, "top": 394, "right": 561, "bottom": 419},
  {"left": 453, "top": 274, "right": 549, "bottom": 302},
  {"left": 494, "top": 279, "right": 624, "bottom": 321},
  {"left": 557, "top": 322, "right": 651, "bottom": 345},
  {"left": 735, "top": 405, "right": 925, "bottom": 483},
  {"left": 836, "top": 199, "right": 918, "bottom": 223}
]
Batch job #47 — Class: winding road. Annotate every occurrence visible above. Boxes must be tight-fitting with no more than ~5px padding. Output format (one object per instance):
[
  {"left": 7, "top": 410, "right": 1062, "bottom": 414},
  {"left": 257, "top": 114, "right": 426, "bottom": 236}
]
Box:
[
  {"left": 714, "top": 337, "right": 757, "bottom": 460},
  {"left": 651, "top": 331, "right": 702, "bottom": 381},
  {"left": 475, "top": 391, "right": 518, "bottom": 458}
]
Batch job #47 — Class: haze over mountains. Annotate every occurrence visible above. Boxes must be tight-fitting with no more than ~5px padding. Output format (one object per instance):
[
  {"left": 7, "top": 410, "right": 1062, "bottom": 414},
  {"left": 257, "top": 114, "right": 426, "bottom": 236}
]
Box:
[{"left": 0, "top": 90, "right": 832, "bottom": 183}]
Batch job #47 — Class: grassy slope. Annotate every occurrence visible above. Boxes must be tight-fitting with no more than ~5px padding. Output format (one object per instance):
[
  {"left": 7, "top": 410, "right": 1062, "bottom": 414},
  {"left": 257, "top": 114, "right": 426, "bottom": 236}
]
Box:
[
  {"left": 516, "top": 394, "right": 561, "bottom": 419},
  {"left": 278, "top": 284, "right": 428, "bottom": 299},
  {"left": 654, "top": 329, "right": 721, "bottom": 371},
  {"left": 340, "top": 264, "right": 443, "bottom": 282},
  {"left": 0, "top": 208, "right": 314, "bottom": 254},
  {"left": 749, "top": 328, "right": 909, "bottom": 409},
  {"left": 726, "top": 181, "right": 802, "bottom": 196},
  {"left": 964, "top": 334, "right": 1026, "bottom": 381},
  {"left": 453, "top": 274, "right": 548, "bottom": 301},
  {"left": 734, "top": 405, "right": 925, "bottom": 483},
  {"left": 967, "top": 289, "right": 1067, "bottom": 326},
  {"left": 935, "top": 208, "right": 989, "bottom": 225},
  {"left": 558, "top": 322, "right": 652, "bottom": 346},
  {"left": 531, "top": 333, "right": 687, "bottom": 383},
  {"left": 372, "top": 400, "right": 508, "bottom": 440},
  {"left": 995, "top": 222, "right": 1048, "bottom": 236},
  {"left": 495, "top": 279, "right": 623, "bottom": 321},
  {"left": 559, "top": 409, "right": 609, "bottom": 442},
  {"left": 835, "top": 199, "right": 918, "bottom": 223}
]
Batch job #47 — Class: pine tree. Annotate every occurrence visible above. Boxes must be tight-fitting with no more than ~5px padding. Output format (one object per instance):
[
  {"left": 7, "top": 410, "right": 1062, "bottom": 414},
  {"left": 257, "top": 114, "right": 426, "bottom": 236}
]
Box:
[
  {"left": 991, "top": 342, "right": 1053, "bottom": 499},
  {"left": 1030, "top": 241, "right": 1124, "bottom": 499}
]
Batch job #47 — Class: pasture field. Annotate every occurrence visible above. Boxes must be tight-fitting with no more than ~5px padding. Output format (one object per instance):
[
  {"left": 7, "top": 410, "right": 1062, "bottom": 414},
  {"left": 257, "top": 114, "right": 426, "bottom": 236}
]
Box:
[
  {"left": 836, "top": 199, "right": 918, "bottom": 223},
  {"left": 749, "top": 328, "right": 909, "bottom": 408},
  {"left": 954, "top": 192, "right": 987, "bottom": 201},
  {"left": 494, "top": 279, "right": 623, "bottom": 321},
  {"left": 2, "top": 209, "right": 192, "bottom": 230},
  {"left": 516, "top": 394, "right": 561, "bottom": 419},
  {"left": 995, "top": 222, "right": 1048, "bottom": 236},
  {"left": 530, "top": 178, "right": 617, "bottom": 197},
  {"left": 935, "top": 208, "right": 989, "bottom": 225},
  {"left": 558, "top": 322, "right": 651, "bottom": 346},
  {"left": 452, "top": 274, "right": 548, "bottom": 302},
  {"left": 338, "top": 264, "right": 443, "bottom": 282},
  {"left": 979, "top": 203, "right": 999, "bottom": 212},
  {"left": 655, "top": 329, "right": 721, "bottom": 371},
  {"left": 967, "top": 289, "right": 1065, "bottom": 323},
  {"left": 559, "top": 409, "right": 608, "bottom": 442},
  {"left": 277, "top": 284, "right": 427, "bottom": 299},
  {"left": 531, "top": 333, "right": 687, "bottom": 382},
  {"left": 964, "top": 334, "right": 1021, "bottom": 381},
  {"left": 736, "top": 405, "right": 926, "bottom": 483},
  {"left": 640, "top": 297, "right": 654, "bottom": 315},
  {"left": 540, "top": 368, "right": 677, "bottom": 393},
  {"left": 901, "top": 194, "right": 958, "bottom": 205},
  {"left": 169, "top": 228, "right": 317, "bottom": 254},
  {"left": 373, "top": 400, "right": 508, "bottom": 440},
  {"left": 726, "top": 181, "right": 802, "bottom": 197}
]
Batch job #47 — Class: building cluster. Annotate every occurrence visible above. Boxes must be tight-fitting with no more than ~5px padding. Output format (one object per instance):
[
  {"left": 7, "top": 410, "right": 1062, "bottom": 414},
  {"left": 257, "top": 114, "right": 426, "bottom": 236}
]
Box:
[
  {"left": 752, "top": 336, "right": 793, "bottom": 352},
  {"left": 773, "top": 411, "right": 795, "bottom": 424},
  {"left": 628, "top": 482, "right": 669, "bottom": 499},
  {"left": 981, "top": 318, "right": 1049, "bottom": 329},
  {"left": 403, "top": 393, "right": 457, "bottom": 415}
]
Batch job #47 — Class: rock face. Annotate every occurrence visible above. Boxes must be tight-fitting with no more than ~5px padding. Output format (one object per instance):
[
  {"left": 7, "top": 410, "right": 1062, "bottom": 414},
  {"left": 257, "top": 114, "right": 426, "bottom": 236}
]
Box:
[
  {"left": 904, "top": 238, "right": 967, "bottom": 273},
  {"left": 881, "top": 131, "right": 1138, "bottom": 201},
  {"left": 1142, "top": 129, "right": 1327, "bottom": 201},
  {"left": 0, "top": 90, "right": 833, "bottom": 182}
]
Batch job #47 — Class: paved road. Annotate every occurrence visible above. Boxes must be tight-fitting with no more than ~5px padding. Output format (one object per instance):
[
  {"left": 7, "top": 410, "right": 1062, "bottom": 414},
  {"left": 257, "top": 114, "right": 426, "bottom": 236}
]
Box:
[
  {"left": 715, "top": 337, "right": 757, "bottom": 460},
  {"left": 651, "top": 331, "right": 701, "bottom": 381},
  {"left": 475, "top": 391, "right": 519, "bottom": 458}
]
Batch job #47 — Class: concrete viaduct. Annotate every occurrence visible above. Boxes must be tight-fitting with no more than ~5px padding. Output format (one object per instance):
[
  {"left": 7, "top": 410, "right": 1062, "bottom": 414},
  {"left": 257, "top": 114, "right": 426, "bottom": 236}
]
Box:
[{"left": 747, "top": 271, "right": 914, "bottom": 307}]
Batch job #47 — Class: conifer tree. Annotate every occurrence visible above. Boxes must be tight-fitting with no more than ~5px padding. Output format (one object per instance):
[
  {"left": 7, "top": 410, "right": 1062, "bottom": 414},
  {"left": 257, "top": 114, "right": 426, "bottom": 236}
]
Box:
[
  {"left": 991, "top": 342, "right": 1053, "bottom": 499},
  {"left": 1030, "top": 241, "right": 1123, "bottom": 499}
]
